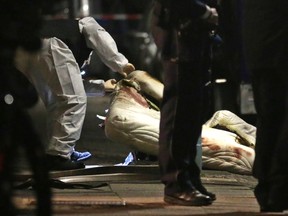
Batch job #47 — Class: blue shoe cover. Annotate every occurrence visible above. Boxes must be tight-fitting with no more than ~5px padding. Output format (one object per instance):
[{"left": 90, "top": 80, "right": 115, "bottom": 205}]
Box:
[{"left": 71, "top": 151, "right": 92, "bottom": 162}]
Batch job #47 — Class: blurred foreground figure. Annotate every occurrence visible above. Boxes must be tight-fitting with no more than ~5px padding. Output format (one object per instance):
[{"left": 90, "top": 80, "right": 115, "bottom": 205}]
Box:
[
  {"left": 0, "top": 0, "right": 51, "bottom": 215},
  {"left": 242, "top": 0, "right": 288, "bottom": 212}
]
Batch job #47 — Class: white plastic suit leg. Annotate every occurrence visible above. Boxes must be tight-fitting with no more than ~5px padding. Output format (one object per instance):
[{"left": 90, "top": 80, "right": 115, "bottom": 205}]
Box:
[
  {"left": 78, "top": 17, "right": 128, "bottom": 72},
  {"left": 22, "top": 37, "right": 87, "bottom": 159}
]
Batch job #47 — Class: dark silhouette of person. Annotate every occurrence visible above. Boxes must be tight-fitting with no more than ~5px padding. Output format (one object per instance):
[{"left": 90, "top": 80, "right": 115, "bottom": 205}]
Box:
[
  {"left": 242, "top": 0, "right": 288, "bottom": 213},
  {"left": 151, "top": 0, "right": 218, "bottom": 206},
  {"left": 0, "top": 0, "right": 51, "bottom": 215}
]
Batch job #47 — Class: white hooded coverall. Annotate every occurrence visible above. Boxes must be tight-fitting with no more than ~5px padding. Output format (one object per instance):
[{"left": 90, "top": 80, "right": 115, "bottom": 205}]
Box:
[{"left": 21, "top": 17, "right": 129, "bottom": 159}]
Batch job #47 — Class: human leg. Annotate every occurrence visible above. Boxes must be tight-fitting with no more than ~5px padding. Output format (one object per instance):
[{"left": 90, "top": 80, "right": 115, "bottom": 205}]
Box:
[
  {"left": 27, "top": 37, "right": 88, "bottom": 170},
  {"left": 251, "top": 67, "right": 288, "bottom": 211},
  {"left": 159, "top": 59, "right": 212, "bottom": 205}
]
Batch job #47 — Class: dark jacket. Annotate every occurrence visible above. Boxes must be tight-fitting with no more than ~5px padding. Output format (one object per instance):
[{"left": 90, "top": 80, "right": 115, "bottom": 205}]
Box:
[
  {"left": 157, "top": 0, "right": 209, "bottom": 29},
  {"left": 154, "top": 0, "right": 214, "bottom": 60}
]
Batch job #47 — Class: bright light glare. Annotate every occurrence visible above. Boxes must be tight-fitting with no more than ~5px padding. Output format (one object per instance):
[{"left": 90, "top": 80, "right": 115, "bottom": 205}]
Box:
[
  {"left": 215, "top": 79, "right": 227, "bottom": 83},
  {"left": 83, "top": 4, "right": 89, "bottom": 12}
]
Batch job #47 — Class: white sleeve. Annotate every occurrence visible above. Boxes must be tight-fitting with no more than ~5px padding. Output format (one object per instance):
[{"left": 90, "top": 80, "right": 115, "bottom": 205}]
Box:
[{"left": 78, "top": 17, "right": 128, "bottom": 73}]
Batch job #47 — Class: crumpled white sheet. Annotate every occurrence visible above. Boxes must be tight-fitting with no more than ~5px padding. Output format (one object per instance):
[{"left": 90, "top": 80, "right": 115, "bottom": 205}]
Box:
[
  {"left": 105, "top": 72, "right": 256, "bottom": 175},
  {"left": 205, "top": 110, "right": 256, "bottom": 148},
  {"left": 202, "top": 125, "right": 255, "bottom": 175},
  {"left": 105, "top": 79, "right": 160, "bottom": 155}
]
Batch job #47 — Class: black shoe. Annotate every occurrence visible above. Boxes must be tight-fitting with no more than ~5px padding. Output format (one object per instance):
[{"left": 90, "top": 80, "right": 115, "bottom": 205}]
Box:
[
  {"left": 46, "top": 155, "right": 85, "bottom": 171},
  {"left": 260, "top": 205, "right": 286, "bottom": 213},
  {"left": 255, "top": 180, "right": 288, "bottom": 212},
  {"left": 198, "top": 188, "right": 216, "bottom": 201},
  {"left": 164, "top": 190, "right": 213, "bottom": 206},
  {"left": 260, "top": 201, "right": 288, "bottom": 213},
  {"left": 262, "top": 187, "right": 288, "bottom": 212},
  {"left": 254, "top": 182, "right": 270, "bottom": 212},
  {"left": 191, "top": 177, "right": 216, "bottom": 201}
]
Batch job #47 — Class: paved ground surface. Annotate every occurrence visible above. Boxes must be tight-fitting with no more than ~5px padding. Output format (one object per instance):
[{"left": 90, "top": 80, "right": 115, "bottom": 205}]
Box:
[
  {"left": 11, "top": 95, "right": 288, "bottom": 215},
  {"left": 14, "top": 169, "right": 265, "bottom": 216}
]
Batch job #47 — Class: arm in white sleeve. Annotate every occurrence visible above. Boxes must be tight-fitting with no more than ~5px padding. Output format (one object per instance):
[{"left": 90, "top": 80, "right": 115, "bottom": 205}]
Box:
[{"left": 78, "top": 17, "right": 128, "bottom": 73}]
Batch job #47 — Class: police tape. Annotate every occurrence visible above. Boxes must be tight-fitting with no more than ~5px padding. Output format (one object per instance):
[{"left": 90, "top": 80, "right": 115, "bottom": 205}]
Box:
[{"left": 93, "top": 14, "right": 142, "bottom": 20}]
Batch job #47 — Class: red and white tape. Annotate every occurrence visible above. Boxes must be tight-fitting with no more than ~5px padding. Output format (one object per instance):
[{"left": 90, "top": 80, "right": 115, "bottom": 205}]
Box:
[{"left": 94, "top": 14, "right": 142, "bottom": 20}]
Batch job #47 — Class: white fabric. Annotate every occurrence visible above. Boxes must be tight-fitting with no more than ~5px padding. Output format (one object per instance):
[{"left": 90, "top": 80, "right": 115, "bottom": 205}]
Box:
[
  {"left": 105, "top": 72, "right": 256, "bottom": 175},
  {"left": 205, "top": 110, "right": 256, "bottom": 147},
  {"left": 16, "top": 17, "right": 129, "bottom": 159},
  {"left": 20, "top": 37, "right": 87, "bottom": 159},
  {"left": 127, "top": 70, "right": 164, "bottom": 101},
  {"left": 105, "top": 80, "right": 160, "bottom": 155},
  {"left": 201, "top": 126, "right": 255, "bottom": 175},
  {"left": 79, "top": 17, "right": 128, "bottom": 73}
]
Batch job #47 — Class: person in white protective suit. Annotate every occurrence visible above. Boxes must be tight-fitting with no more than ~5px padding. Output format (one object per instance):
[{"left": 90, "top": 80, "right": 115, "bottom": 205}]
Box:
[{"left": 17, "top": 17, "right": 135, "bottom": 170}]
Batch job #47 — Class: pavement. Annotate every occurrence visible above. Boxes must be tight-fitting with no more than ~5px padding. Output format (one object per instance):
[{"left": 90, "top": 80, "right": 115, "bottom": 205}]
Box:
[
  {"left": 14, "top": 167, "right": 265, "bottom": 216},
  {"left": 11, "top": 96, "right": 288, "bottom": 215}
]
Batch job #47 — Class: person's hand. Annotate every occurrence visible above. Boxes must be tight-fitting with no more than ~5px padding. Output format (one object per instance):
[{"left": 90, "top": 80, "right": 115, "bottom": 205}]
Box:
[
  {"left": 118, "top": 63, "right": 135, "bottom": 77},
  {"left": 104, "top": 79, "right": 117, "bottom": 92}
]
